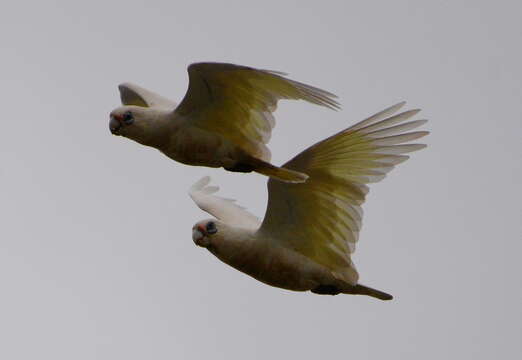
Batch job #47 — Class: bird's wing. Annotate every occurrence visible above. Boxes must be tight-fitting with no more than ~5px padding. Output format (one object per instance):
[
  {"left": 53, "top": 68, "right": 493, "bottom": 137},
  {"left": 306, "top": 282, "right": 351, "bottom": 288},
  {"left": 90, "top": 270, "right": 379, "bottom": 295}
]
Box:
[
  {"left": 119, "top": 82, "right": 177, "bottom": 109},
  {"left": 258, "top": 102, "right": 429, "bottom": 284},
  {"left": 189, "top": 176, "right": 261, "bottom": 230},
  {"left": 173, "top": 62, "right": 339, "bottom": 161}
]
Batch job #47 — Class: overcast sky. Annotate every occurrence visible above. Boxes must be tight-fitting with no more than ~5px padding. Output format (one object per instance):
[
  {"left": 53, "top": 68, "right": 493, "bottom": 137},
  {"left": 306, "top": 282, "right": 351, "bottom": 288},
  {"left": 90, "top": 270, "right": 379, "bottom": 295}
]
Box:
[{"left": 1, "top": 1, "right": 521, "bottom": 359}]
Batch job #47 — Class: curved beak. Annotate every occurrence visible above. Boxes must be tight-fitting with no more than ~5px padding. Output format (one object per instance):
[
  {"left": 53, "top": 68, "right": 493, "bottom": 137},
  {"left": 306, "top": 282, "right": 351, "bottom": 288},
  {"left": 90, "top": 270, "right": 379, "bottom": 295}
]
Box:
[
  {"left": 192, "top": 228, "right": 205, "bottom": 246},
  {"left": 109, "top": 115, "right": 122, "bottom": 134}
]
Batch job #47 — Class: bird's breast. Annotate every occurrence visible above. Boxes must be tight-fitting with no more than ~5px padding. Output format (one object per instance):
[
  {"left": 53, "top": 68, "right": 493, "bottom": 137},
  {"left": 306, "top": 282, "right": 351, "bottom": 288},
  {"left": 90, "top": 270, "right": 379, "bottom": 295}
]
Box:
[
  {"left": 217, "top": 241, "right": 324, "bottom": 292},
  {"left": 160, "top": 126, "right": 236, "bottom": 167}
]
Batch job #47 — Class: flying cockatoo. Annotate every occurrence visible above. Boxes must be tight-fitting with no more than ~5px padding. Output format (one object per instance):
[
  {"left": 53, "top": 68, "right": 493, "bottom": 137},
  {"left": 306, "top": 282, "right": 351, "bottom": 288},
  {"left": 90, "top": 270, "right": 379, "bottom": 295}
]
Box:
[
  {"left": 109, "top": 62, "right": 339, "bottom": 183},
  {"left": 190, "top": 102, "right": 428, "bottom": 300}
]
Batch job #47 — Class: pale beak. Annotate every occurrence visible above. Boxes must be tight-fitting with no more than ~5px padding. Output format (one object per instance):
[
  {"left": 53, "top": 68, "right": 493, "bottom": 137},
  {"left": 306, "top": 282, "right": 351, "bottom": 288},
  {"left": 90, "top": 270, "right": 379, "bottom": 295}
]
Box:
[
  {"left": 192, "top": 228, "right": 205, "bottom": 246},
  {"left": 109, "top": 115, "right": 122, "bottom": 134}
]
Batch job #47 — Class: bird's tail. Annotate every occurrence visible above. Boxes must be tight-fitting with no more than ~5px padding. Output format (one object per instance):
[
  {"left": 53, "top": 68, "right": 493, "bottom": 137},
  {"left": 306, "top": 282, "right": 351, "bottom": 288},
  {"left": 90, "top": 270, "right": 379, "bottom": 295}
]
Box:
[
  {"left": 346, "top": 284, "right": 393, "bottom": 301},
  {"left": 246, "top": 156, "right": 309, "bottom": 183}
]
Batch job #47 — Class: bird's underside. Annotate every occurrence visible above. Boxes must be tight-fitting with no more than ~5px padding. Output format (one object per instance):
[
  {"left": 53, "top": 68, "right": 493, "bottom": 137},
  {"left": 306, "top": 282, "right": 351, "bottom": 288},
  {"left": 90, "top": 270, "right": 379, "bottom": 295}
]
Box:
[
  {"left": 159, "top": 131, "right": 310, "bottom": 183},
  {"left": 208, "top": 233, "right": 392, "bottom": 300}
]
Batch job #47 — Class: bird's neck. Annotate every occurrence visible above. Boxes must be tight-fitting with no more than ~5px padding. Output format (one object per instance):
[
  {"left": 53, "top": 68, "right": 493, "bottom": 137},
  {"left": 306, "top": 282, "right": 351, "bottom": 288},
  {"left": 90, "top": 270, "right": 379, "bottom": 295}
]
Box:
[
  {"left": 134, "top": 111, "right": 177, "bottom": 149},
  {"left": 209, "top": 227, "right": 260, "bottom": 270}
]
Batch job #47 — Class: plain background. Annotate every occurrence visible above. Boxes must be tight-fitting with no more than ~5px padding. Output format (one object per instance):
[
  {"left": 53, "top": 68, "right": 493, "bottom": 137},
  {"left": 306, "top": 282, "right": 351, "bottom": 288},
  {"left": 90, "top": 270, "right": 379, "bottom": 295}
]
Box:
[{"left": 1, "top": 1, "right": 521, "bottom": 359}]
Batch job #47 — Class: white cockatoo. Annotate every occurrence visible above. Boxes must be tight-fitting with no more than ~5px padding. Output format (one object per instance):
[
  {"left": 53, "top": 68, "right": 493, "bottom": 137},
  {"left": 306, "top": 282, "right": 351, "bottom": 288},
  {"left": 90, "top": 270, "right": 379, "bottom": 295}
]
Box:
[
  {"left": 190, "top": 102, "right": 428, "bottom": 300},
  {"left": 109, "top": 62, "right": 339, "bottom": 183}
]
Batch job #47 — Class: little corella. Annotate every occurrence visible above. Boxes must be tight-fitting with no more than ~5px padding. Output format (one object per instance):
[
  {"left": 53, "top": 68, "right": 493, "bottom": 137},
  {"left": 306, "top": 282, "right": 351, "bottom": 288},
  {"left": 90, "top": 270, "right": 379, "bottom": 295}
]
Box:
[
  {"left": 110, "top": 62, "right": 339, "bottom": 183},
  {"left": 189, "top": 102, "right": 428, "bottom": 300}
]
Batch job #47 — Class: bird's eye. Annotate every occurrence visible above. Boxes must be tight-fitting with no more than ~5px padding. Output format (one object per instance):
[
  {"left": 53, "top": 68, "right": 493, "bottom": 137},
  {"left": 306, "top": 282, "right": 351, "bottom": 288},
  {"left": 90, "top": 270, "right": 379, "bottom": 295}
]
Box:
[
  {"left": 123, "top": 111, "right": 134, "bottom": 124},
  {"left": 206, "top": 222, "right": 217, "bottom": 234}
]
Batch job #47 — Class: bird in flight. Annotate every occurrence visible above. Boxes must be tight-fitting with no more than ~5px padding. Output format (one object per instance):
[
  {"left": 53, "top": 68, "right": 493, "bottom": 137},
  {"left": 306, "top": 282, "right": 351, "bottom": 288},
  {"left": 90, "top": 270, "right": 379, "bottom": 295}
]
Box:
[
  {"left": 189, "top": 102, "right": 428, "bottom": 300},
  {"left": 109, "top": 62, "right": 339, "bottom": 183}
]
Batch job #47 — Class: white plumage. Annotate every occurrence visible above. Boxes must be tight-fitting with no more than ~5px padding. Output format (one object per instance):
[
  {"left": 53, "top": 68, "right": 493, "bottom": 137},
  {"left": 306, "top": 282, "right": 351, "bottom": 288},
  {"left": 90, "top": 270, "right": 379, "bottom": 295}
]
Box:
[
  {"left": 110, "top": 62, "right": 339, "bottom": 183},
  {"left": 190, "top": 102, "right": 429, "bottom": 300}
]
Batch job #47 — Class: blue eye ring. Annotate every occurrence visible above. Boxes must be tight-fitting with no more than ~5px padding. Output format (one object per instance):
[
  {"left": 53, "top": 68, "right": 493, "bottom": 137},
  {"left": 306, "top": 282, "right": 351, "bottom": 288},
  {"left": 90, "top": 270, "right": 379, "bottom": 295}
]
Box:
[
  {"left": 206, "top": 222, "right": 217, "bottom": 234},
  {"left": 123, "top": 111, "right": 134, "bottom": 124}
]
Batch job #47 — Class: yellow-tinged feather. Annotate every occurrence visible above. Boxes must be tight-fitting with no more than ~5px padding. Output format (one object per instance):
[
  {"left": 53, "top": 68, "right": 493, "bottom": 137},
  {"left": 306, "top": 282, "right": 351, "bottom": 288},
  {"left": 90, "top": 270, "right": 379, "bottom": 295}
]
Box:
[
  {"left": 174, "top": 63, "right": 339, "bottom": 162},
  {"left": 259, "top": 103, "right": 428, "bottom": 285}
]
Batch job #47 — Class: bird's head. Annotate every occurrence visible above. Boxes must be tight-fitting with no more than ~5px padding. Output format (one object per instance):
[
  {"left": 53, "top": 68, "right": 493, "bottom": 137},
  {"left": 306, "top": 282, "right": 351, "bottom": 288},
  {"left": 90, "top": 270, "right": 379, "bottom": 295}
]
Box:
[
  {"left": 192, "top": 219, "right": 224, "bottom": 249},
  {"left": 109, "top": 105, "right": 170, "bottom": 147}
]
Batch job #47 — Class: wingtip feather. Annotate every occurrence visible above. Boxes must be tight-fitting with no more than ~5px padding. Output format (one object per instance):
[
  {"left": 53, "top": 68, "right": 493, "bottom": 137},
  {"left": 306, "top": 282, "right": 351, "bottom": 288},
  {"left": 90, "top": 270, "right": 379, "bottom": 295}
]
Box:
[{"left": 189, "top": 176, "right": 212, "bottom": 194}]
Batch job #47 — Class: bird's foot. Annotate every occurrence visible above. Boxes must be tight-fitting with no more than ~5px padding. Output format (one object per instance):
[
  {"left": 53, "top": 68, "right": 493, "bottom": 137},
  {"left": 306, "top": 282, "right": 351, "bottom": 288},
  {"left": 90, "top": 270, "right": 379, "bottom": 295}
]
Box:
[
  {"left": 224, "top": 163, "right": 254, "bottom": 173},
  {"left": 311, "top": 285, "right": 341, "bottom": 295}
]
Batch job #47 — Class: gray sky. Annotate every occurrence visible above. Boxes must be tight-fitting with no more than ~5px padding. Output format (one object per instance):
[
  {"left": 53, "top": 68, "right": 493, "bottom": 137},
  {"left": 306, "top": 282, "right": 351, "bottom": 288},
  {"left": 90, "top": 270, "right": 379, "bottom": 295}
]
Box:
[{"left": 1, "top": 1, "right": 521, "bottom": 359}]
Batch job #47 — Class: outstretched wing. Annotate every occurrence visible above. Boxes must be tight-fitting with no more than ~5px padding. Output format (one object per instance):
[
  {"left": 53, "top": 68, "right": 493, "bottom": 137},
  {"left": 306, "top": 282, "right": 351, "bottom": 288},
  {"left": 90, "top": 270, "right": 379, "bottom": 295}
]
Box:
[
  {"left": 258, "top": 102, "right": 429, "bottom": 284},
  {"left": 119, "top": 82, "right": 177, "bottom": 109},
  {"left": 189, "top": 176, "right": 261, "bottom": 230},
  {"left": 174, "top": 62, "right": 339, "bottom": 161}
]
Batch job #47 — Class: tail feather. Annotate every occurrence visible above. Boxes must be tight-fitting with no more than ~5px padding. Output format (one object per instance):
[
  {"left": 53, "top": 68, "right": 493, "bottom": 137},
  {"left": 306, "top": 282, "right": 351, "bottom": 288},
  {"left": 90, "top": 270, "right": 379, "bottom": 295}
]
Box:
[
  {"left": 348, "top": 284, "right": 393, "bottom": 301},
  {"left": 246, "top": 156, "right": 309, "bottom": 183}
]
